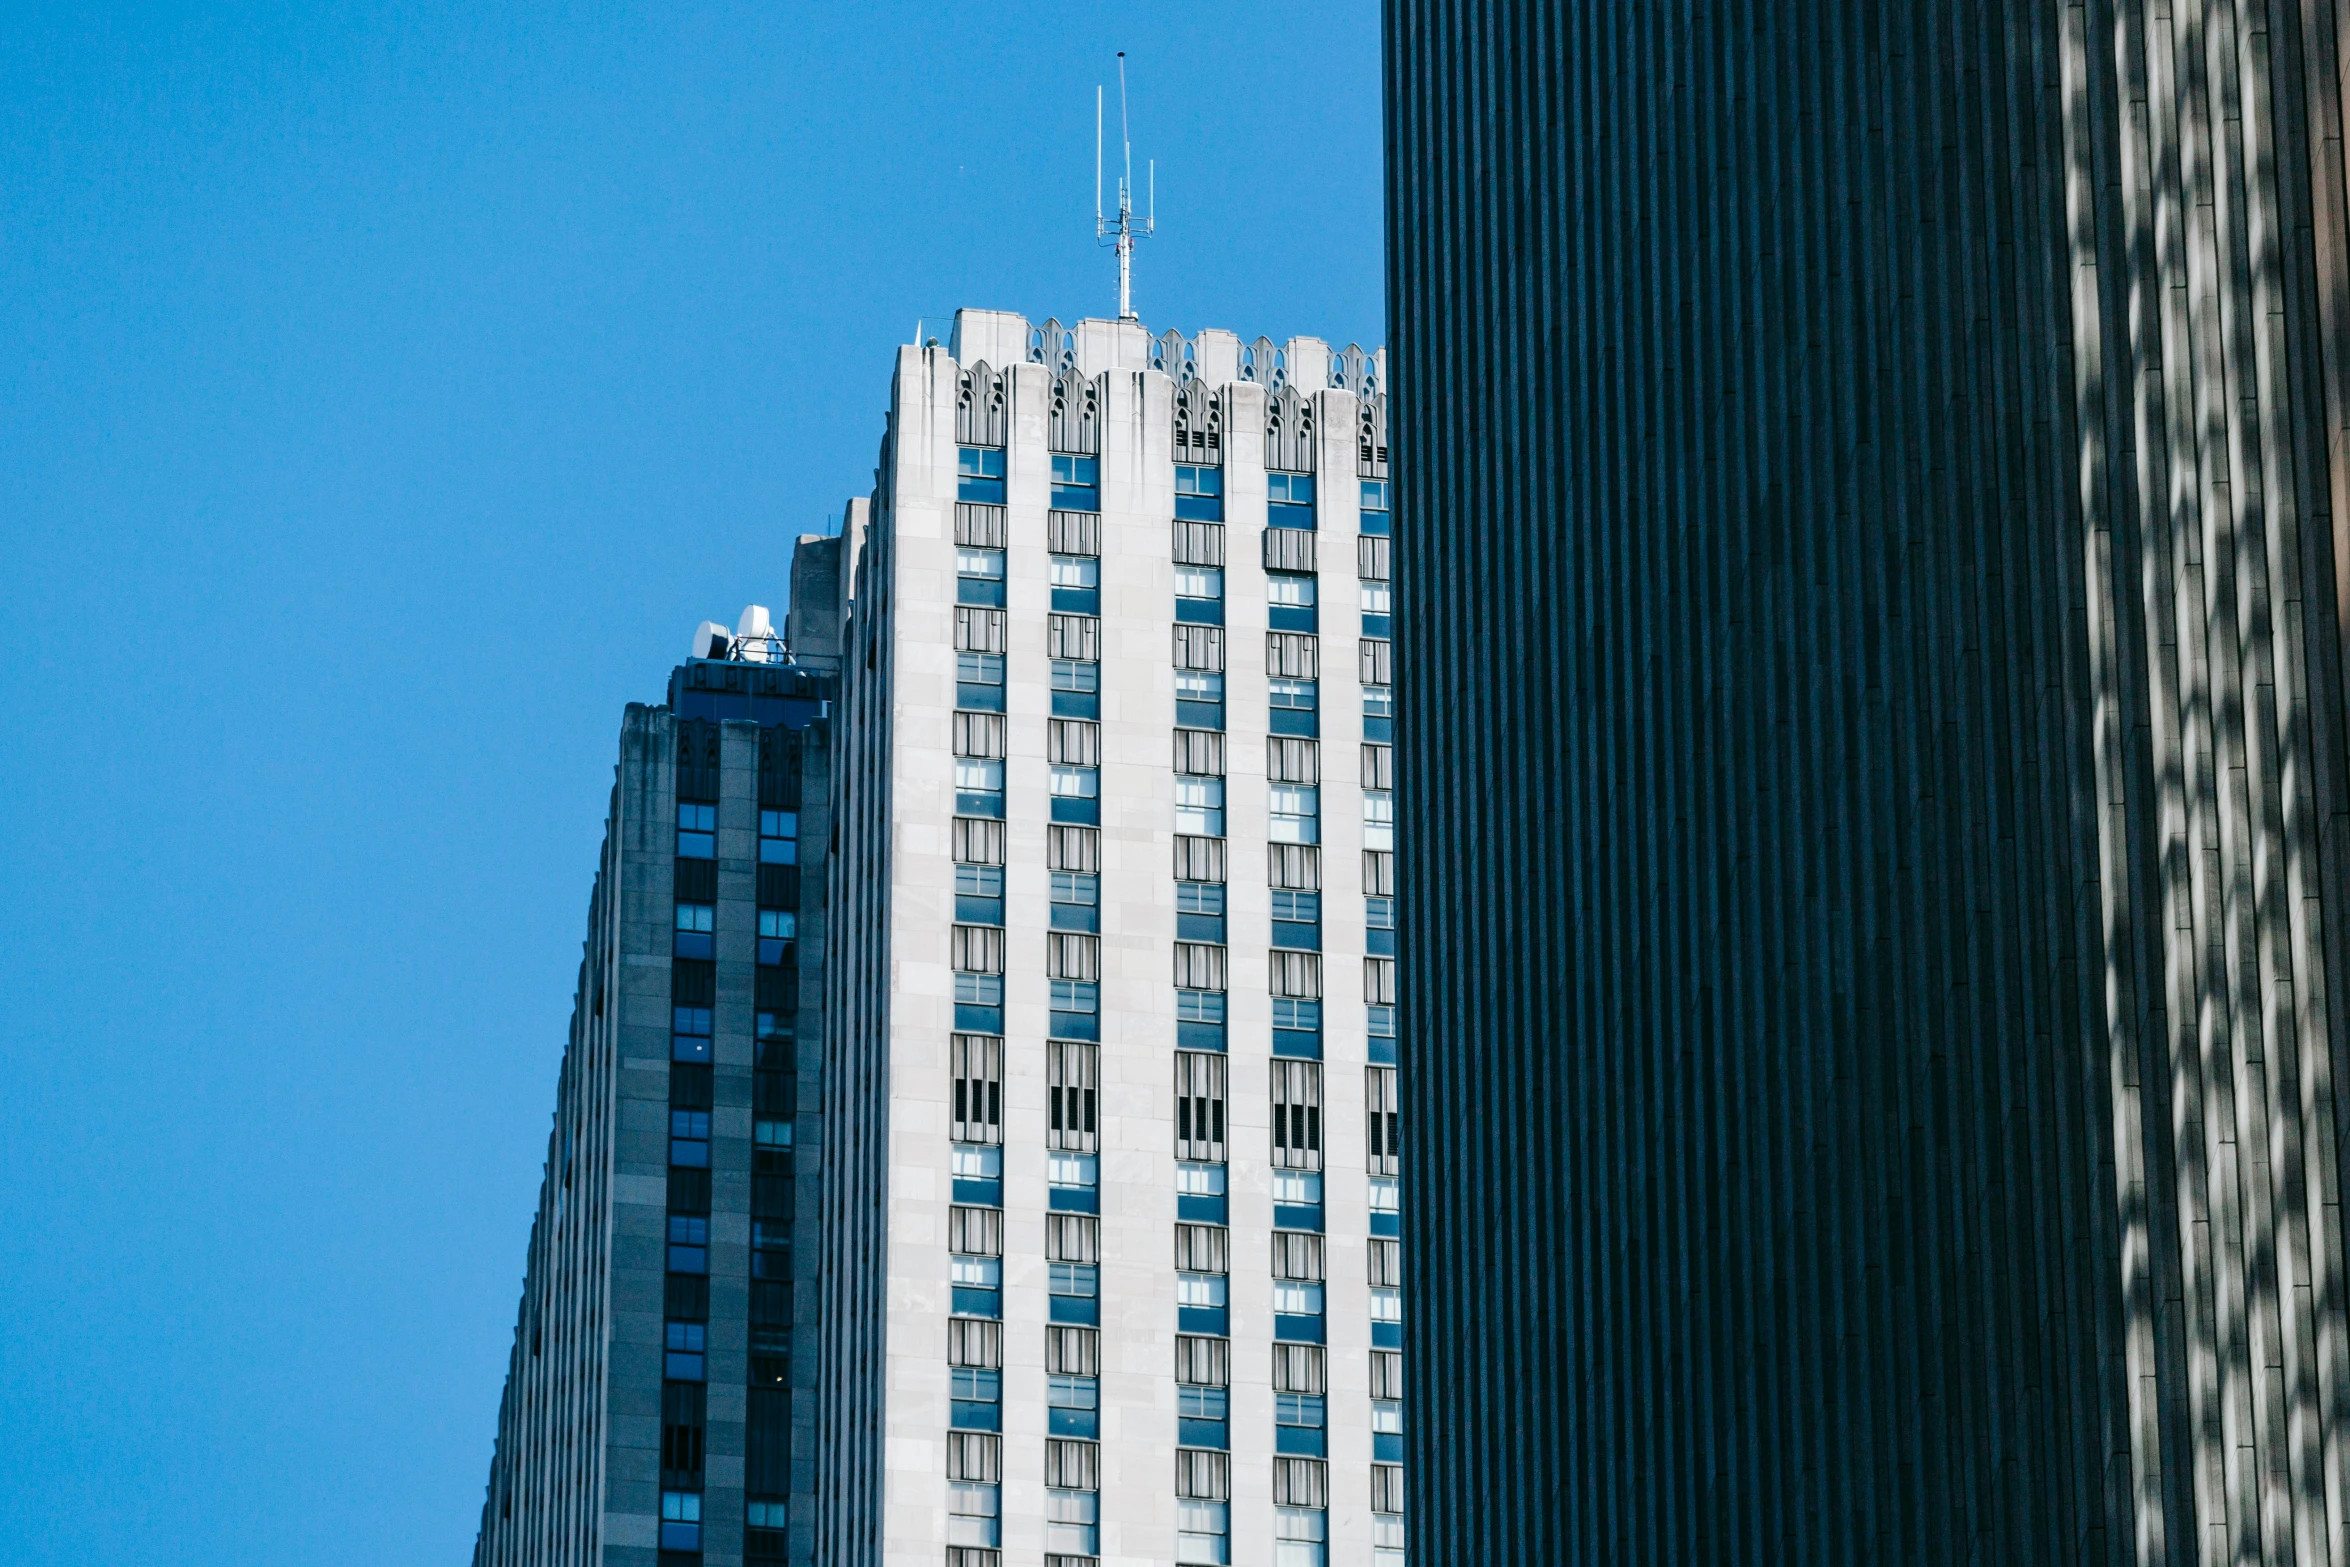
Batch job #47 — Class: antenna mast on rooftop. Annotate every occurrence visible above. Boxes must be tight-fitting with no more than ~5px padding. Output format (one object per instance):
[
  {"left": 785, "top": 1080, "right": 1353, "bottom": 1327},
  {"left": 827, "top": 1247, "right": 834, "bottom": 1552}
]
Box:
[{"left": 1096, "top": 53, "right": 1155, "bottom": 322}]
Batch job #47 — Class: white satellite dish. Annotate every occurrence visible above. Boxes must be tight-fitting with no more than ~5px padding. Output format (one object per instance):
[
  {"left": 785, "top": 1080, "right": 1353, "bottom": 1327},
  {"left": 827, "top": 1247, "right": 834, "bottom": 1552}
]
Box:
[{"left": 691, "top": 620, "right": 731, "bottom": 660}]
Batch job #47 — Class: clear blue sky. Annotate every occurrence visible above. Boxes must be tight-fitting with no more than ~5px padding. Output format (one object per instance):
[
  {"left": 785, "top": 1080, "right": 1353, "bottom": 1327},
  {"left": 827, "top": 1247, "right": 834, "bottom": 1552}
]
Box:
[{"left": 0, "top": 5, "right": 1382, "bottom": 1562}]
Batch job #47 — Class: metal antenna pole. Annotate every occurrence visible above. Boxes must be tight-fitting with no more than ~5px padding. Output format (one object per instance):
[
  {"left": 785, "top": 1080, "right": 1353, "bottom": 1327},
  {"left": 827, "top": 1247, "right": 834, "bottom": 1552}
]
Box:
[{"left": 1095, "top": 52, "right": 1155, "bottom": 322}]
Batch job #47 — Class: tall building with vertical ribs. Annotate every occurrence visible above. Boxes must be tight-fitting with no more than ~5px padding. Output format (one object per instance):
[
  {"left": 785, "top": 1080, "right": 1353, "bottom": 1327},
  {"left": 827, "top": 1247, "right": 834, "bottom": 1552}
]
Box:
[
  {"left": 471, "top": 596, "right": 841, "bottom": 1567},
  {"left": 1389, "top": 1, "right": 2350, "bottom": 1563},
  {"left": 815, "top": 310, "right": 1401, "bottom": 1567}
]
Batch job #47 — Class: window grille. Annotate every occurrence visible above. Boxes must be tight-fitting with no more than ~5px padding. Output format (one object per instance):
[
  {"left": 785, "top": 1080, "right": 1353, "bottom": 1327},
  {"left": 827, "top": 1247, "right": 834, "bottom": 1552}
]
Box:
[
  {"left": 1046, "top": 1440, "right": 1099, "bottom": 1491},
  {"left": 1173, "top": 520, "right": 1226, "bottom": 566},
  {"left": 1173, "top": 942, "right": 1228, "bottom": 992},
  {"left": 954, "top": 606, "right": 1006, "bottom": 654},
  {"left": 1361, "top": 743, "right": 1393, "bottom": 790},
  {"left": 949, "top": 1319, "right": 1002, "bottom": 1369},
  {"left": 1264, "top": 528, "right": 1318, "bottom": 572},
  {"left": 1272, "top": 1343, "right": 1326, "bottom": 1395},
  {"left": 1048, "top": 825, "right": 1099, "bottom": 873},
  {"left": 1364, "top": 957, "right": 1397, "bottom": 1006},
  {"left": 1047, "top": 933, "right": 1099, "bottom": 983},
  {"left": 950, "top": 1205, "right": 1003, "bottom": 1257},
  {"left": 1047, "top": 614, "right": 1100, "bottom": 661},
  {"left": 1371, "top": 1463, "right": 1405, "bottom": 1515},
  {"left": 1268, "top": 844, "right": 1320, "bottom": 891},
  {"left": 947, "top": 1431, "right": 1001, "bottom": 1482},
  {"left": 1367, "top": 1066, "right": 1400, "bottom": 1176},
  {"left": 1270, "top": 950, "right": 1323, "bottom": 999},
  {"left": 1174, "top": 1222, "right": 1229, "bottom": 1273},
  {"left": 1272, "top": 1458, "right": 1327, "bottom": 1508},
  {"left": 1359, "top": 638, "right": 1392, "bottom": 685},
  {"left": 1046, "top": 1326, "right": 1100, "bottom": 1376},
  {"left": 1368, "top": 1238, "right": 1401, "bottom": 1288},
  {"left": 1047, "top": 510, "right": 1101, "bottom": 555},
  {"left": 1048, "top": 1040, "right": 1098, "bottom": 1153},
  {"left": 1271, "top": 1061, "right": 1323, "bottom": 1170},
  {"left": 1176, "top": 1450, "right": 1230, "bottom": 1501},
  {"left": 1172, "top": 835, "right": 1227, "bottom": 883},
  {"left": 1267, "top": 632, "right": 1320, "bottom": 679},
  {"left": 1172, "top": 729, "right": 1226, "bottom": 776},
  {"left": 954, "top": 503, "right": 1006, "bottom": 548},
  {"left": 1370, "top": 1350, "right": 1403, "bottom": 1400},
  {"left": 1049, "top": 720, "right": 1100, "bottom": 767},
  {"left": 1175, "top": 1334, "right": 1230, "bottom": 1386},
  {"left": 1362, "top": 849, "right": 1394, "bottom": 896},
  {"left": 1357, "top": 535, "right": 1391, "bottom": 580},
  {"left": 1048, "top": 1214, "right": 1100, "bottom": 1264},
  {"left": 1173, "top": 625, "right": 1226, "bottom": 672},
  {"left": 951, "top": 925, "right": 1004, "bottom": 974},
  {"left": 955, "top": 364, "right": 1007, "bottom": 446},
  {"left": 1174, "top": 1051, "right": 1227, "bottom": 1162},
  {"left": 1272, "top": 1232, "right": 1325, "bottom": 1282},
  {"left": 949, "top": 1033, "right": 1003, "bottom": 1145},
  {"left": 954, "top": 817, "right": 1006, "bottom": 865},
  {"left": 1268, "top": 737, "right": 1320, "bottom": 784},
  {"left": 954, "top": 712, "right": 1005, "bottom": 759}
]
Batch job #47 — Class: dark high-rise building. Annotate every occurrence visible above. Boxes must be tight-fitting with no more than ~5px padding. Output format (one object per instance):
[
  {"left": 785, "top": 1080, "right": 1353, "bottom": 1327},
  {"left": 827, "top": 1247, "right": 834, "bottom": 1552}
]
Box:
[
  {"left": 472, "top": 550, "right": 842, "bottom": 1567},
  {"left": 1390, "top": 3, "right": 2350, "bottom": 1562}
]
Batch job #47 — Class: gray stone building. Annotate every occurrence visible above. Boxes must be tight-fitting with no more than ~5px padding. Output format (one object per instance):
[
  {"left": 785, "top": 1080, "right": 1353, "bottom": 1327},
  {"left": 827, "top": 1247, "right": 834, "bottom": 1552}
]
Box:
[
  {"left": 815, "top": 309, "right": 1401, "bottom": 1567},
  {"left": 472, "top": 584, "right": 841, "bottom": 1567}
]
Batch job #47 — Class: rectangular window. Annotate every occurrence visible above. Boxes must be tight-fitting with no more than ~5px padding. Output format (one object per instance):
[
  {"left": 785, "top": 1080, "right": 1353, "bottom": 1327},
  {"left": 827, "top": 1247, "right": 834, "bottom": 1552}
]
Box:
[
  {"left": 1267, "top": 470, "right": 1317, "bottom": 515},
  {"left": 1276, "top": 1393, "right": 1328, "bottom": 1428},
  {"left": 1272, "top": 997, "right": 1322, "bottom": 1032},
  {"left": 1176, "top": 463, "right": 1226, "bottom": 522},
  {"left": 956, "top": 546, "right": 1007, "bottom": 580},
  {"left": 758, "top": 808, "right": 798, "bottom": 864},
  {"left": 1363, "top": 683, "right": 1394, "bottom": 718},
  {"left": 1269, "top": 679, "right": 1319, "bottom": 714},
  {"left": 1176, "top": 989, "right": 1227, "bottom": 1023},
  {"left": 659, "top": 1491, "right": 703, "bottom": 1552},
  {"left": 1176, "top": 881, "right": 1227, "bottom": 915},
  {"left": 956, "top": 758, "right": 1006, "bottom": 794},
  {"left": 1177, "top": 1272, "right": 1228, "bottom": 1308},
  {"left": 1048, "top": 1040, "right": 1099, "bottom": 1153},
  {"left": 955, "top": 650, "right": 1006, "bottom": 685},
  {"left": 1050, "top": 1262, "right": 1100, "bottom": 1297},
  {"left": 1051, "top": 453, "right": 1101, "bottom": 511},
  {"left": 1050, "top": 554, "right": 1099, "bottom": 589},
  {"left": 950, "top": 1033, "right": 1003, "bottom": 1145},
  {"left": 1363, "top": 791, "right": 1395, "bottom": 850},
  {"left": 672, "top": 1005, "right": 713, "bottom": 1063},
  {"left": 1271, "top": 1062, "right": 1323, "bottom": 1171},
  {"left": 1051, "top": 658, "right": 1100, "bottom": 693},
  {"left": 957, "top": 863, "right": 1005, "bottom": 898},
  {"left": 667, "top": 1216, "right": 709, "bottom": 1274},
  {"left": 757, "top": 908, "right": 796, "bottom": 966},
  {"left": 1174, "top": 1051, "right": 1227, "bottom": 1162},
  {"left": 675, "top": 802, "right": 715, "bottom": 858},
  {"left": 1176, "top": 564, "right": 1225, "bottom": 601},
  {"left": 1267, "top": 574, "right": 1318, "bottom": 609},
  {"left": 669, "top": 1110, "right": 710, "bottom": 1168},
  {"left": 1274, "top": 1281, "right": 1326, "bottom": 1317},
  {"left": 1050, "top": 765, "right": 1099, "bottom": 799},
  {"left": 1175, "top": 776, "right": 1227, "bottom": 837},
  {"left": 1368, "top": 1066, "right": 1400, "bottom": 1175},
  {"left": 1050, "top": 978, "right": 1099, "bottom": 1014},
  {"left": 1271, "top": 889, "right": 1321, "bottom": 924},
  {"left": 1050, "top": 871, "right": 1099, "bottom": 905},
  {"left": 664, "top": 1320, "right": 706, "bottom": 1381},
  {"left": 1270, "top": 784, "right": 1321, "bottom": 845},
  {"left": 956, "top": 445, "right": 1006, "bottom": 505},
  {"left": 1361, "top": 478, "right": 1390, "bottom": 513},
  {"left": 673, "top": 901, "right": 714, "bottom": 959},
  {"left": 955, "top": 973, "right": 1004, "bottom": 1006},
  {"left": 1366, "top": 894, "right": 1395, "bottom": 929},
  {"left": 1360, "top": 580, "right": 1392, "bottom": 615},
  {"left": 951, "top": 1255, "right": 1002, "bottom": 1290}
]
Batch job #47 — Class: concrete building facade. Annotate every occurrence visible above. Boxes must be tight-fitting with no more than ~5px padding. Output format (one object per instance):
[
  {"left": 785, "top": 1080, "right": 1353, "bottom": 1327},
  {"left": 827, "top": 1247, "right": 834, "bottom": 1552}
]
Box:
[
  {"left": 813, "top": 309, "right": 1402, "bottom": 1567},
  {"left": 472, "top": 617, "right": 839, "bottom": 1567}
]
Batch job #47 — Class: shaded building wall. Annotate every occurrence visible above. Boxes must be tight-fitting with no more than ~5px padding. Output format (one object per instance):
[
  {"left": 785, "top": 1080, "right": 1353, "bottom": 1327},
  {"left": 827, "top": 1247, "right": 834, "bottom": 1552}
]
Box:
[{"left": 1387, "top": 1, "right": 2350, "bottom": 1562}]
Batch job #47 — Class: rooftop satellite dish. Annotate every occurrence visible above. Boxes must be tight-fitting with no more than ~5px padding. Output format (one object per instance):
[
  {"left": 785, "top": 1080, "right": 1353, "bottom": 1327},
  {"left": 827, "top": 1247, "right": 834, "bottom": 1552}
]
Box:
[{"left": 691, "top": 620, "right": 731, "bottom": 661}]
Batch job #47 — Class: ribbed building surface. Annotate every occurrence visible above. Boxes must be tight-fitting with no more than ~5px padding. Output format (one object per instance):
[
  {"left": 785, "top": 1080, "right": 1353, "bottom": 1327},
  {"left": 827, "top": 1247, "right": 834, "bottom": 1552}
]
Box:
[{"left": 1389, "top": 1, "right": 2350, "bottom": 1562}]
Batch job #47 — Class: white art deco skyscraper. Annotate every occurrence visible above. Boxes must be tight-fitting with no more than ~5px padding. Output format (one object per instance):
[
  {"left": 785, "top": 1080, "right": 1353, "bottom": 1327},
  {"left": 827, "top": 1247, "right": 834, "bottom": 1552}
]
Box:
[{"left": 805, "top": 309, "right": 1402, "bottom": 1567}]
